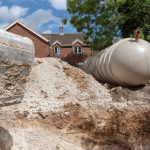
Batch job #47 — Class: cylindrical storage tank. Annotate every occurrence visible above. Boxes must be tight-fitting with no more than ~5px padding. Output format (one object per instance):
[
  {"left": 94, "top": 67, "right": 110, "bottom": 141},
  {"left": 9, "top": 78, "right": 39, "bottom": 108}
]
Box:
[
  {"left": 0, "top": 30, "right": 35, "bottom": 104},
  {"left": 0, "top": 29, "right": 34, "bottom": 65},
  {"left": 82, "top": 38, "right": 150, "bottom": 86}
]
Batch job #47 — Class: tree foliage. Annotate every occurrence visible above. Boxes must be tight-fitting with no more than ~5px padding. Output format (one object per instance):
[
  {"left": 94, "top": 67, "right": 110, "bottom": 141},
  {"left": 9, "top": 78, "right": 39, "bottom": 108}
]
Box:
[
  {"left": 67, "top": 0, "right": 150, "bottom": 51},
  {"left": 118, "top": 0, "right": 150, "bottom": 41},
  {"left": 62, "top": 18, "right": 68, "bottom": 25}
]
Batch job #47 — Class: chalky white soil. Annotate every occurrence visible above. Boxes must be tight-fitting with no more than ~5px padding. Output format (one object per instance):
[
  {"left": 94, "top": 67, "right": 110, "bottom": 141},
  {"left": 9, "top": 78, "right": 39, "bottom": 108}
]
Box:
[
  {"left": 22, "top": 58, "right": 112, "bottom": 119},
  {"left": 0, "top": 58, "right": 150, "bottom": 150}
]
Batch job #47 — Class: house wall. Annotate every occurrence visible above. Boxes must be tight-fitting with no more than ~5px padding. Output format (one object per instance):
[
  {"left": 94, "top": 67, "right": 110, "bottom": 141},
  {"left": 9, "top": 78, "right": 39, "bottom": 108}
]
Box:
[
  {"left": 6, "top": 22, "right": 92, "bottom": 65},
  {"left": 62, "top": 47, "right": 91, "bottom": 65},
  {"left": 51, "top": 42, "right": 91, "bottom": 65},
  {"left": 52, "top": 43, "right": 61, "bottom": 58},
  {"left": 6, "top": 23, "right": 50, "bottom": 57}
]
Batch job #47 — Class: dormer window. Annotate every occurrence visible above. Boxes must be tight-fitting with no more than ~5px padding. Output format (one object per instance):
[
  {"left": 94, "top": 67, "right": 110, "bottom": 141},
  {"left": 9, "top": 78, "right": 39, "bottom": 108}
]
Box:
[
  {"left": 54, "top": 47, "right": 61, "bottom": 54},
  {"left": 73, "top": 46, "right": 82, "bottom": 54}
]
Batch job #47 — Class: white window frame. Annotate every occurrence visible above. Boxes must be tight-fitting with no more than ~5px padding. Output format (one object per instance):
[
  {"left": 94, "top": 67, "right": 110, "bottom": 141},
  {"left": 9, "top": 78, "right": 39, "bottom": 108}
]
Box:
[
  {"left": 54, "top": 47, "right": 61, "bottom": 54},
  {"left": 73, "top": 46, "right": 83, "bottom": 54}
]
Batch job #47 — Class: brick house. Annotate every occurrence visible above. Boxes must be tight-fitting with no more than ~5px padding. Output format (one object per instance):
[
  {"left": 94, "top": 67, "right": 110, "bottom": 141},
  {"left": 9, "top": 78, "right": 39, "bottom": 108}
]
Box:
[
  {"left": 5, "top": 21, "right": 50, "bottom": 57},
  {"left": 5, "top": 21, "right": 92, "bottom": 65},
  {"left": 43, "top": 28, "right": 91, "bottom": 65}
]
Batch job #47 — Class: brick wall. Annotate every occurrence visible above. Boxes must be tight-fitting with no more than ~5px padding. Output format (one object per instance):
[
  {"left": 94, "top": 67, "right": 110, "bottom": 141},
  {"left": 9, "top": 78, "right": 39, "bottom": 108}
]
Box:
[
  {"left": 6, "top": 23, "right": 50, "bottom": 57},
  {"left": 51, "top": 42, "right": 91, "bottom": 65},
  {"left": 6, "top": 23, "right": 92, "bottom": 65}
]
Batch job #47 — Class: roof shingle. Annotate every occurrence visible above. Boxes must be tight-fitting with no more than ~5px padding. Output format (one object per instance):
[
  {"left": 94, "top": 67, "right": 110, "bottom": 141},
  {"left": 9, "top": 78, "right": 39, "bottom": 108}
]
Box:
[{"left": 42, "top": 33, "right": 87, "bottom": 46}]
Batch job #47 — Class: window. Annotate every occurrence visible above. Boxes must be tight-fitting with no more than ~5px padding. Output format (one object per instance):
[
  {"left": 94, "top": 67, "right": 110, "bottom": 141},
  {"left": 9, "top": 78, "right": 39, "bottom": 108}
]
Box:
[
  {"left": 73, "top": 46, "right": 82, "bottom": 54},
  {"left": 54, "top": 47, "right": 61, "bottom": 54}
]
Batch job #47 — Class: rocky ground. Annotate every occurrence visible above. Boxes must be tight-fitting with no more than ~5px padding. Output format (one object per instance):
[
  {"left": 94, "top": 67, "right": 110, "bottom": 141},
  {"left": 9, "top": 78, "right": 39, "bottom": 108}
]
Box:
[{"left": 0, "top": 57, "right": 150, "bottom": 150}]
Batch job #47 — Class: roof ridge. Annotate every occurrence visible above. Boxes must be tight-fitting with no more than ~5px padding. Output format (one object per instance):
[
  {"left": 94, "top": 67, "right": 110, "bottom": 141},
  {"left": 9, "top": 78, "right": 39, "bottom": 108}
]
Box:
[
  {"left": 5, "top": 20, "right": 49, "bottom": 43},
  {"left": 42, "top": 33, "right": 84, "bottom": 35}
]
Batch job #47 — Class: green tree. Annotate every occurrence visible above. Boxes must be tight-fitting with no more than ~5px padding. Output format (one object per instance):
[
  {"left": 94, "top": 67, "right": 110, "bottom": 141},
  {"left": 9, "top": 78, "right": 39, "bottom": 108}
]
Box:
[
  {"left": 118, "top": 0, "right": 150, "bottom": 41},
  {"left": 67, "top": 0, "right": 150, "bottom": 50},
  {"left": 62, "top": 18, "right": 68, "bottom": 25}
]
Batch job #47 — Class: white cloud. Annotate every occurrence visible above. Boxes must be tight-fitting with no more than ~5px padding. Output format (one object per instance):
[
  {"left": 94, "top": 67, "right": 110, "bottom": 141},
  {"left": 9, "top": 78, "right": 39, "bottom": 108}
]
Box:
[
  {"left": 0, "top": 6, "right": 9, "bottom": 20},
  {"left": 9, "top": 0, "right": 47, "bottom": 4},
  {"left": 0, "top": 2, "right": 66, "bottom": 33},
  {"left": 42, "top": 29, "right": 52, "bottom": 34},
  {"left": 22, "top": 9, "right": 60, "bottom": 31},
  {"left": 48, "top": 24, "right": 57, "bottom": 30},
  {"left": 48, "top": 0, "right": 66, "bottom": 10},
  {"left": 0, "top": 5, "right": 28, "bottom": 21},
  {"left": 10, "top": 5, "right": 29, "bottom": 20},
  {"left": 42, "top": 24, "right": 56, "bottom": 33}
]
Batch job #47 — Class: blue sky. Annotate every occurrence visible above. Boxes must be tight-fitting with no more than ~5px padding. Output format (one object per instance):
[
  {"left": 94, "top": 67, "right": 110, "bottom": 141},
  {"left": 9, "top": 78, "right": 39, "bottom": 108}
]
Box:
[{"left": 0, "top": 0, "right": 76, "bottom": 33}]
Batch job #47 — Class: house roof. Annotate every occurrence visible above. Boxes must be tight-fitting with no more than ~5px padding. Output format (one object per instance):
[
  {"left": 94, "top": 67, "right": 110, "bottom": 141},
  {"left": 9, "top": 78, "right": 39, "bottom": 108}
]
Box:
[
  {"left": 5, "top": 20, "right": 49, "bottom": 43},
  {"left": 42, "top": 33, "right": 88, "bottom": 46}
]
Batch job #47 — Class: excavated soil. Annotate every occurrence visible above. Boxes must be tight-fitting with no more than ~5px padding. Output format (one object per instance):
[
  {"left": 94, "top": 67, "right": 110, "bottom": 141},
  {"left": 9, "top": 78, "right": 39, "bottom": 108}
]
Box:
[{"left": 0, "top": 57, "right": 150, "bottom": 150}]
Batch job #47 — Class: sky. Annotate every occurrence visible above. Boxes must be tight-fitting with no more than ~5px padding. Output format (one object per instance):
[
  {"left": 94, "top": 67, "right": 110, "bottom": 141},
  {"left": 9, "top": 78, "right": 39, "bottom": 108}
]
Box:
[{"left": 0, "top": 0, "right": 76, "bottom": 33}]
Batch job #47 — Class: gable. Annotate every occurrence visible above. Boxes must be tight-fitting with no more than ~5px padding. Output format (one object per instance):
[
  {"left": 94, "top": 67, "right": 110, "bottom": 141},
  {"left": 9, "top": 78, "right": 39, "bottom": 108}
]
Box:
[
  {"left": 5, "top": 21, "right": 49, "bottom": 43},
  {"left": 72, "top": 39, "right": 83, "bottom": 46},
  {"left": 52, "top": 41, "right": 62, "bottom": 46}
]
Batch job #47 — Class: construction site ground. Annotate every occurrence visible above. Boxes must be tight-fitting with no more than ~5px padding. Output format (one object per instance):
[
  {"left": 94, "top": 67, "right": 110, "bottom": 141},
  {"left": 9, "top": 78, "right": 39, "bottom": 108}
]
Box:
[{"left": 0, "top": 58, "right": 150, "bottom": 150}]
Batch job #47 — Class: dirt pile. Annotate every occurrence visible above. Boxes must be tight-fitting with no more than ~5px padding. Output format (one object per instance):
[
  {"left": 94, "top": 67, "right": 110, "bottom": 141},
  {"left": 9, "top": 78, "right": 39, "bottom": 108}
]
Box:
[
  {"left": 21, "top": 58, "right": 111, "bottom": 119},
  {"left": 0, "top": 57, "right": 150, "bottom": 150}
]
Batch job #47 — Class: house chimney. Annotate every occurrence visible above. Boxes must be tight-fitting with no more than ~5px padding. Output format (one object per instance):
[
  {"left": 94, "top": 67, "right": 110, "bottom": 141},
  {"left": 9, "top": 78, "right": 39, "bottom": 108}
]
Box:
[{"left": 59, "top": 27, "right": 64, "bottom": 35}]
